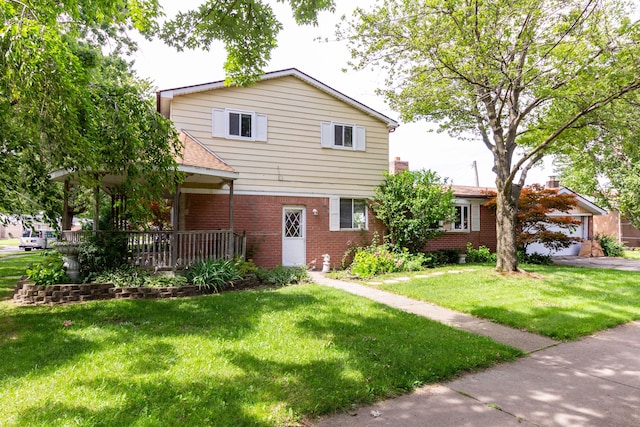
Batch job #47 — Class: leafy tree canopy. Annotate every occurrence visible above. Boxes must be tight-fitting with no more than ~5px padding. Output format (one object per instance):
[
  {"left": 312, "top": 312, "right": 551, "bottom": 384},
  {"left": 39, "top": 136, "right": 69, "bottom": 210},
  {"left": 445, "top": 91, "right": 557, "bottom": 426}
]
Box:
[
  {"left": 341, "top": 0, "right": 640, "bottom": 271},
  {"left": 1, "top": 0, "right": 334, "bottom": 224},
  {"left": 370, "top": 169, "right": 455, "bottom": 253},
  {"left": 554, "top": 92, "right": 640, "bottom": 228}
]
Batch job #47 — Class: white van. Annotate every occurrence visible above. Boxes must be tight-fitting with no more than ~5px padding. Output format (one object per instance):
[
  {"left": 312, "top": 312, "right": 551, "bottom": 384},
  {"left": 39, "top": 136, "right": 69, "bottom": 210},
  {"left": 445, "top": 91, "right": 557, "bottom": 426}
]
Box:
[{"left": 19, "top": 229, "right": 58, "bottom": 251}]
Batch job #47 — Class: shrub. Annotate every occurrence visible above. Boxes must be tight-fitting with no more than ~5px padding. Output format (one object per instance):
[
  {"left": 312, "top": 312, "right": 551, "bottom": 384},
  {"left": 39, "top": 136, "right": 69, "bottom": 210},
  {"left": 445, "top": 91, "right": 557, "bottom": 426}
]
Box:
[
  {"left": 92, "top": 265, "right": 188, "bottom": 288},
  {"left": 78, "top": 231, "right": 129, "bottom": 282},
  {"left": 349, "top": 244, "right": 399, "bottom": 277},
  {"left": 370, "top": 169, "right": 455, "bottom": 252},
  {"left": 520, "top": 251, "right": 553, "bottom": 265},
  {"left": 143, "top": 274, "right": 188, "bottom": 288},
  {"left": 185, "top": 259, "right": 243, "bottom": 292},
  {"left": 466, "top": 243, "right": 496, "bottom": 263},
  {"left": 420, "top": 249, "right": 460, "bottom": 268},
  {"left": 595, "top": 234, "right": 625, "bottom": 257},
  {"left": 26, "top": 250, "right": 69, "bottom": 286},
  {"left": 257, "top": 265, "right": 309, "bottom": 286},
  {"left": 233, "top": 258, "right": 259, "bottom": 277},
  {"left": 395, "top": 250, "right": 429, "bottom": 271}
]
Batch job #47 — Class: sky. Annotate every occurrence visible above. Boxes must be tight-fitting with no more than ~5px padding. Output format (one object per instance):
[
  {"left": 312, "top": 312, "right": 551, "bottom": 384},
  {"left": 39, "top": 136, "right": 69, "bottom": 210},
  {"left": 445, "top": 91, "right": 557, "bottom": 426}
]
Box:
[{"left": 130, "top": 0, "right": 555, "bottom": 188}]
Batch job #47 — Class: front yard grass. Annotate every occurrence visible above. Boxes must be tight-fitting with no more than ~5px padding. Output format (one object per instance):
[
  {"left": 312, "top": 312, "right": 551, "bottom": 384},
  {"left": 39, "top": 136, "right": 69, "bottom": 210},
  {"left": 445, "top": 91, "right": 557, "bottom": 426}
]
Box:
[
  {"left": 624, "top": 250, "right": 640, "bottom": 260},
  {"left": 366, "top": 264, "right": 640, "bottom": 340},
  {"left": 0, "top": 253, "right": 41, "bottom": 300},
  {"left": 0, "top": 284, "right": 519, "bottom": 426}
]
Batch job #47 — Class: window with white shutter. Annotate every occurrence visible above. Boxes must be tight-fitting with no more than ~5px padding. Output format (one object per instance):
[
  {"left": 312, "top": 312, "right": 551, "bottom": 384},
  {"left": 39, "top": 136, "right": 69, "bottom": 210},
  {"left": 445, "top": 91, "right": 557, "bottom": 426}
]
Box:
[
  {"left": 320, "top": 122, "right": 366, "bottom": 151},
  {"left": 329, "top": 197, "right": 368, "bottom": 231},
  {"left": 212, "top": 108, "right": 267, "bottom": 142},
  {"left": 471, "top": 202, "right": 481, "bottom": 232}
]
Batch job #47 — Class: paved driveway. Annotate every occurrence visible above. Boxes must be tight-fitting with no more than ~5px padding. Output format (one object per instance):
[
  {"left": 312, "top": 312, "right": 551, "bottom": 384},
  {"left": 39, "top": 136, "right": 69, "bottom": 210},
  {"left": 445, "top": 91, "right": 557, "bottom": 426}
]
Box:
[{"left": 553, "top": 256, "right": 640, "bottom": 271}]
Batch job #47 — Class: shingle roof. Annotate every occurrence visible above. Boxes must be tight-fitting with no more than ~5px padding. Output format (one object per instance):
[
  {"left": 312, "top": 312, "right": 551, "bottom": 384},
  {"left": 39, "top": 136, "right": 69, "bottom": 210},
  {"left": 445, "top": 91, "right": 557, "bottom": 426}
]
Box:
[
  {"left": 176, "top": 131, "right": 237, "bottom": 174},
  {"left": 157, "top": 68, "right": 399, "bottom": 129},
  {"left": 448, "top": 185, "right": 495, "bottom": 198}
]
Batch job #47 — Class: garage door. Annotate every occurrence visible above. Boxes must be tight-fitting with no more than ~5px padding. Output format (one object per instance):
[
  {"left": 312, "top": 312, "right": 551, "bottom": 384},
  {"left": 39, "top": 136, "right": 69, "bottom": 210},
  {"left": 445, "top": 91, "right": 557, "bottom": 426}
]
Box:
[{"left": 526, "top": 217, "right": 586, "bottom": 256}]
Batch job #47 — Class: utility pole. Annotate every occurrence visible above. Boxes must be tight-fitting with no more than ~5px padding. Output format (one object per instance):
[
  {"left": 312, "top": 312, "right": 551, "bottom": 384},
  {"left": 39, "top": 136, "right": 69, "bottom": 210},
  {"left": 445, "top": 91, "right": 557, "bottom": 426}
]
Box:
[{"left": 472, "top": 160, "right": 479, "bottom": 187}]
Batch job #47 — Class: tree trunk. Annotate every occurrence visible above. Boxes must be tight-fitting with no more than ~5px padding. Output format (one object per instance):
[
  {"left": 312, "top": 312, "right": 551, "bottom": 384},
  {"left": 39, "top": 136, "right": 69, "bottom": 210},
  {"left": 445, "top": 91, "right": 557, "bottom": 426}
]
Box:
[
  {"left": 495, "top": 185, "right": 520, "bottom": 272},
  {"left": 62, "top": 179, "right": 73, "bottom": 231}
]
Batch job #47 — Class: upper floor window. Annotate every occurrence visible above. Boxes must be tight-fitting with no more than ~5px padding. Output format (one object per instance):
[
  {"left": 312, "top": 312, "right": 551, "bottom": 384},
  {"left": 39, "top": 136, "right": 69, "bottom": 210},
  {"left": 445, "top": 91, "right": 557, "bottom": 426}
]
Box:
[
  {"left": 321, "top": 122, "right": 366, "bottom": 151},
  {"left": 212, "top": 108, "right": 267, "bottom": 142},
  {"left": 229, "top": 111, "right": 253, "bottom": 138},
  {"left": 334, "top": 124, "right": 353, "bottom": 147}
]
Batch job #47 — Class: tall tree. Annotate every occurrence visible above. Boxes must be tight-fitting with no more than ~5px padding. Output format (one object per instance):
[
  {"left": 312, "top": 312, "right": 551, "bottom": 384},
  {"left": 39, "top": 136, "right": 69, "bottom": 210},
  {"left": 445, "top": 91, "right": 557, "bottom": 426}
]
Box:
[
  {"left": 340, "top": 0, "right": 640, "bottom": 271},
  {"left": 159, "top": 0, "right": 335, "bottom": 85},
  {"left": 1, "top": 0, "right": 335, "bottom": 223}
]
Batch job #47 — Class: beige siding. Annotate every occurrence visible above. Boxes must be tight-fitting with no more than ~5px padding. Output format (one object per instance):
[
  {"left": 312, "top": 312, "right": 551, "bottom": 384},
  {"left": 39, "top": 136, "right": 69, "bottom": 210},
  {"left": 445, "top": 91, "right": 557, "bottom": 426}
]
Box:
[
  {"left": 567, "top": 206, "right": 591, "bottom": 215},
  {"left": 169, "top": 76, "right": 390, "bottom": 197}
]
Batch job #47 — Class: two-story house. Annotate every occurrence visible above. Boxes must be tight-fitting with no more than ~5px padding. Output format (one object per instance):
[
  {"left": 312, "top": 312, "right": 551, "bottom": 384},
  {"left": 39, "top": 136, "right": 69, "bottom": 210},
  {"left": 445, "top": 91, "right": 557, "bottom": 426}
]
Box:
[{"left": 157, "top": 68, "right": 399, "bottom": 268}]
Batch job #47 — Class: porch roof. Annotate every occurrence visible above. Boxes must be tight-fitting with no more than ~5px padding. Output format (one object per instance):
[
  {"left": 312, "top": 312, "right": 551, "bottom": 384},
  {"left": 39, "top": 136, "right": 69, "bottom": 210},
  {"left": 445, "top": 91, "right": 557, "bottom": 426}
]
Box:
[
  {"left": 50, "top": 131, "right": 239, "bottom": 187},
  {"left": 177, "top": 131, "right": 238, "bottom": 185}
]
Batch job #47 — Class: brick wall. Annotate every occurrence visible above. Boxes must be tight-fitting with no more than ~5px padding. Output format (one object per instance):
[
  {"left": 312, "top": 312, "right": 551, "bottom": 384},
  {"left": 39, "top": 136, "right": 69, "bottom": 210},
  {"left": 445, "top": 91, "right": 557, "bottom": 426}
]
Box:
[{"left": 183, "top": 194, "right": 385, "bottom": 268}]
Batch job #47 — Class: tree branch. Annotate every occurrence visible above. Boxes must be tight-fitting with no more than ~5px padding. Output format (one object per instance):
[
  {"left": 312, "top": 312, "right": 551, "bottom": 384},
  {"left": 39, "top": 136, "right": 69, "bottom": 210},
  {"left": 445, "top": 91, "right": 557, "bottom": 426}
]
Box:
[{"left": 509, "top": 79, "right": 640, "bottom": 184}]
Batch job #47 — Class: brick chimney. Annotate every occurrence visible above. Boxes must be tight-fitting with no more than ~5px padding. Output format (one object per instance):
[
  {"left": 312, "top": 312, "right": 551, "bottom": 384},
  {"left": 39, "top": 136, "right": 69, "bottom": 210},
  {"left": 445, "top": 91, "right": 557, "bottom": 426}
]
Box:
[
  {"left": 546, "top": 176, "right": 560, "bottom": 189},
  {"left": 389, "top": 157, "right": 409, "bottom": 174}
]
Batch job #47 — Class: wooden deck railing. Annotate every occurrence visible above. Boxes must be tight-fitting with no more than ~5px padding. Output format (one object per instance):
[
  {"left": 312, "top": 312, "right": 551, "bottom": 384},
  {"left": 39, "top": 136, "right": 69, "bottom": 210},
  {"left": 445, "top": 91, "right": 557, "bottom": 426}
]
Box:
[{"left": 61, "top": 230, "right": 246, "bottom": 270}]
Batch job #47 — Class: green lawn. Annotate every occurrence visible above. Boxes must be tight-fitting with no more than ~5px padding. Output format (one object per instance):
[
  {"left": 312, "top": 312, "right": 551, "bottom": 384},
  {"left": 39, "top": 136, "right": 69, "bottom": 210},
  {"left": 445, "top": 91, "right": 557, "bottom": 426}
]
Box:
[
  {"left": 624, "top": 250, "right": 640, "bottom": 260},
  {"left": 0, "top": 253, "right": 41, "bottom": 300},
  {"left": 0, "top": 254, "right": 519, "bottom": 427},
  {"left": 366, "top": 264, "right": 640, "bottom": 340},
  {"left": 0, "top": 238, "right": 20, "bottom": 248}
]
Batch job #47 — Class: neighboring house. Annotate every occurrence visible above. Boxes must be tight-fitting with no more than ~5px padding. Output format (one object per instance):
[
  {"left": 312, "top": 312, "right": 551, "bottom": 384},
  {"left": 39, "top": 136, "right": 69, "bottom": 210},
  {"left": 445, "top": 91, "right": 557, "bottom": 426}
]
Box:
[
  {"left": 401, "top": 169, "right": 605, "bottom": 256},
  {"left": 424, "top": 184, "right": 498, "bottom": 253},
  {"left": 387, "top": 158, "right": 498, "bottom": 253},
  {"left": 0, "top": 217, "right": 22, "bottom": 239},
  {"left": 157, "top": 68, "right": 399, "bottom": 268},
  {"left": 594, "top": 211, "right": 640, "bottom": 248},
  {"left": 525, "top": 182, "right": 607, "bottom": 256}
]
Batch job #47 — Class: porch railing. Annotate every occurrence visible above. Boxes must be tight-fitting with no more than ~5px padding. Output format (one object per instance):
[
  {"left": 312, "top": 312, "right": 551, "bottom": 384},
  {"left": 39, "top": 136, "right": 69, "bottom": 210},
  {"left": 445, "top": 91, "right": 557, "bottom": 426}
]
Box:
[{"left": 61, "top": 230, "right": 246, "bottom": 270}]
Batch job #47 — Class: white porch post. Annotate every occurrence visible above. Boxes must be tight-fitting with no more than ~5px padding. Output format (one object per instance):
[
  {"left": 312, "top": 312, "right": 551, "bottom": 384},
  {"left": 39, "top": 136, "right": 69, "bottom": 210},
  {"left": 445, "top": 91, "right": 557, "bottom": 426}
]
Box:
[{"left": 229, "top": 180, "right": 234, "bottom": 232}]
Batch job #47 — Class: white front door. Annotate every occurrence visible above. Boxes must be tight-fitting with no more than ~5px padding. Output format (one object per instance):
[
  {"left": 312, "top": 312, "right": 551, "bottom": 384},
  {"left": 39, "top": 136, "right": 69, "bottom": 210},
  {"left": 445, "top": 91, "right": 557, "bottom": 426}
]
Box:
[{"left": 282, "top": 207, "right": 306, "bottom": 266}]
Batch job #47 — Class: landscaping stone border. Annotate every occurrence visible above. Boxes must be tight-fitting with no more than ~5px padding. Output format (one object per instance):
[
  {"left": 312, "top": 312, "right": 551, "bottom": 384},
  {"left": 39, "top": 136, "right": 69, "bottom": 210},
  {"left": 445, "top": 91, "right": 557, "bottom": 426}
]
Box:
[{"left": 12, "top": 276, "right": 264, "bottom": 305}]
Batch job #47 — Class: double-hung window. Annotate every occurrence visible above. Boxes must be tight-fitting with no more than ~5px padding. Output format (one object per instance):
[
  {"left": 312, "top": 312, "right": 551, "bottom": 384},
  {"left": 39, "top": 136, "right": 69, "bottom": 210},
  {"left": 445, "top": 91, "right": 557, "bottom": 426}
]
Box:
[
  {"left": 453, "top": 204, "right": 469, "bottom": 231},
  {"left": 212, "top": 108, "right": 268, "bottom": 142},
  {"left": 441, "top": 200, "right": 479, "bottom": 233},
  {"left": 329, "top": 197, "right": 367, "bottom": 230},
  {"left": 321, "top": 122, "right": 366, "bottom": 151}
]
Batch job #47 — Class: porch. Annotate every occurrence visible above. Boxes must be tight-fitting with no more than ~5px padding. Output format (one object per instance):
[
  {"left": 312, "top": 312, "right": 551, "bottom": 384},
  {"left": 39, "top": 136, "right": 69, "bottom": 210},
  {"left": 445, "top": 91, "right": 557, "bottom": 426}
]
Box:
[{"left": 62, "top": 229, "right": 246, "bottom": 270}]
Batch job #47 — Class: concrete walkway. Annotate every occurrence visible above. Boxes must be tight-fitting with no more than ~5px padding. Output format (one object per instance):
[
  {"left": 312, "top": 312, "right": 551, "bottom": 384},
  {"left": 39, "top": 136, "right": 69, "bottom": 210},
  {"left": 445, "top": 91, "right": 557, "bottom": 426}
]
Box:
[
  {"left": 310, "top": 272, "right": 640, "bottom": 427},
  {"left": 310, "top": 272, "right": 558, "bottom": 354}
]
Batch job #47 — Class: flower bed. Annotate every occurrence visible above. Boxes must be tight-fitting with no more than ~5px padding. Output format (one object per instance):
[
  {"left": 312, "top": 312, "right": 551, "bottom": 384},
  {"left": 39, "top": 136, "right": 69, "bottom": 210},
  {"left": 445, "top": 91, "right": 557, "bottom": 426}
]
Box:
[{"left": 13, "top": 275, "right": 264, "bottom": 305}]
